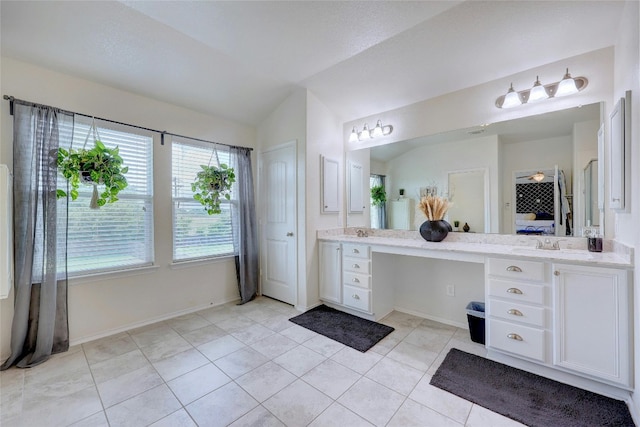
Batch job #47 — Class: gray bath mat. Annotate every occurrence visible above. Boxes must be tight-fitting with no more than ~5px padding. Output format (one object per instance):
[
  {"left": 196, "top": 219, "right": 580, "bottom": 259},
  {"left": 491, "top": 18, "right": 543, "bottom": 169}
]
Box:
[
  {"left": 431, "top": 348, "right": 634, "bottom": 427},
  {"left": 289, "top": 305, "right": 394, "bottom": 352}
]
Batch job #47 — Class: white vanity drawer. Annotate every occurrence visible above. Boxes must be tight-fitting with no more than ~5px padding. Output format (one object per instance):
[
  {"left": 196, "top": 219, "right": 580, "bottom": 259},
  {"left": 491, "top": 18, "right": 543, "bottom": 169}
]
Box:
[
  {"left": 343, "top": 271, "right": 371, "bottom": 289},
  {"left": 488, "top": 278, "right": 545, "bottom": 305},
  {"left": 343, "top": 256, "right": 371, "bottom": 275},
  {"left": 342, "top": 243, "right": 370, "bottom": 259},
  {"left": 487, "top": 258, "right": 546, "bottom": 282},
  {"left": 488, "top": 319, "right": 546, "bottom": 362},
  {"left": 489, "top": 298, "right": 545, "bottom": 328},
  {"left": 343, "top": 285, "right": 372, "bottom": 313}
]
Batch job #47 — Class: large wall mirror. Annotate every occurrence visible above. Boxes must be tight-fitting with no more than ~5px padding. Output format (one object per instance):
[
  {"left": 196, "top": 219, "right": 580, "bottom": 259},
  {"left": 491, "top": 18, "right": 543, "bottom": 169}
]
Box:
[{"left": 348, "top": 102, "right": 603, "bottom": 236}]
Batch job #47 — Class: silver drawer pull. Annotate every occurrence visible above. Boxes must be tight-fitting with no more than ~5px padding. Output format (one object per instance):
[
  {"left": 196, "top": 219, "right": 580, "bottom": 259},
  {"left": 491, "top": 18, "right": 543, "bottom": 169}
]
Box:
[
  {"left": 352, "top": 248, "right": 359, "bottom": 254},
  {"left": 506, "top": 265, "right": 523, "bottom": 272},
  {"left": 506, "top": 288, "right": 523, "bottom": 295},
  {"left": 507, "top": 309, "right": 523, "bottom": 316},
  {"left": 352, "top": 278, "right": 360, "bottom": 283},
  {"left": 507, "top": 333, "right": 523, "bottom": 341},
  {"left": 352, "top": 264, "right": 360, "bottom": 269},
  {"left": 352, "top": 294, "right": 360, "bottom": 300}
]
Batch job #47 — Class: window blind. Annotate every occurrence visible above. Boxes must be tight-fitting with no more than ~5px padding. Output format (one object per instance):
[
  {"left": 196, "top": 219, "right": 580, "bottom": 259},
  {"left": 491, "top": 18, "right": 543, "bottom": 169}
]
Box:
[
  {"left": 172, "top": 138, "right": 238, "bottom": 262},
  {"left": 59, "top": 119, "right": 154, "bottom": 276}
]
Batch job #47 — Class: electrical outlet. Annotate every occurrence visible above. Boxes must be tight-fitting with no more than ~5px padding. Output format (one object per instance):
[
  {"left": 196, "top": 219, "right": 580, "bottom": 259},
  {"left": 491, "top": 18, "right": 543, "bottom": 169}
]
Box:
[{"left": 446, "top": 284, "right": 455, "bottom": 297}]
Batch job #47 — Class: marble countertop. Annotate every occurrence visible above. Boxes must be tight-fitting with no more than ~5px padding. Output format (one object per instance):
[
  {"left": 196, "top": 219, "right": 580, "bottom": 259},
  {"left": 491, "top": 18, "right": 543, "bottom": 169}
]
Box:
[{"left": 317, "top": 229, "right": 633, "bottom": 268}]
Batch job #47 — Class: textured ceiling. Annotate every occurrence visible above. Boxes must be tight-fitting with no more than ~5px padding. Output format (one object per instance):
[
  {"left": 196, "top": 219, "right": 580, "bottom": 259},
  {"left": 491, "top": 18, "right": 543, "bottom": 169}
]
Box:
[{"left": 0, "top": 1, "right": 625, "bottom": 126}]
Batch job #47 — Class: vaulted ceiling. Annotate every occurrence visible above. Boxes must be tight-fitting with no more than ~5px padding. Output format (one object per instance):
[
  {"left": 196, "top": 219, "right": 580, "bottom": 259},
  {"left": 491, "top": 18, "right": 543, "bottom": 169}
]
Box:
[{"left": 0, "top": 1, "right": 626, "bottom": 126}]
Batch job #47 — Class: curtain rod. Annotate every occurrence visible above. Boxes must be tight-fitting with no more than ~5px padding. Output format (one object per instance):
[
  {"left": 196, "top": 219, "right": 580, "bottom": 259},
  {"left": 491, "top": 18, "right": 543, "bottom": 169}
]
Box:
[{"left": 2, "top": 95, "right": 252, "bottom": 151}]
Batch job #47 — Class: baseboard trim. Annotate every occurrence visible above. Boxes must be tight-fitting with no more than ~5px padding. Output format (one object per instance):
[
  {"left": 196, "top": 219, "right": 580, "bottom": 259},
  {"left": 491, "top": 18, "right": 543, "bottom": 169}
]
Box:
[
  {"left": 627, "top": 394, "right": 640, "bottom": 426},
  {"left": 69, "top": 296, "right": 240, "bottom": 347},
  {"left": 394, "top": 305, "right": 468, "bottom": 329}
]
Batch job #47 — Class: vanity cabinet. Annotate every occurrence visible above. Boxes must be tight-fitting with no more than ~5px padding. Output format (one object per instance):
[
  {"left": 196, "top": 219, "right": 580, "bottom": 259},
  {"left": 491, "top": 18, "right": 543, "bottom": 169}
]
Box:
[
  {"left": 342, "top": 243, "right": 372, "bottom": 313},
  {"left": 487, "top": 257, "right": 632, "bottom": 389},
  {"left": 552, "top": 263, "right": 631, "bottom": 388},
  {"left": 486, "top": 257, "right": 550, "bottom": 363},
  {"left": 319, "top": 241, "right": 341, "bottom": 304}
]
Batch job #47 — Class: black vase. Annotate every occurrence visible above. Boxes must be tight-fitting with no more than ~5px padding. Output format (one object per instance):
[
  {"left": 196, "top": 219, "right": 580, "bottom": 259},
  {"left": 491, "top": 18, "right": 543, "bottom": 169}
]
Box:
[{"left": 419, "top": 220, "right": 451, "bottom": 242}]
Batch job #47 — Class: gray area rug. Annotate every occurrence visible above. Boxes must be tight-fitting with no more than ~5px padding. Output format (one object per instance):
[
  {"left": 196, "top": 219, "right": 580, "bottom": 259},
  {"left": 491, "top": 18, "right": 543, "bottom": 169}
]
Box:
[
  {"left": 289, "top": 305, "right": 394, "bottom": 352},
  {"left": 431, "top": 348, "right": 635, "bottom": 427}
]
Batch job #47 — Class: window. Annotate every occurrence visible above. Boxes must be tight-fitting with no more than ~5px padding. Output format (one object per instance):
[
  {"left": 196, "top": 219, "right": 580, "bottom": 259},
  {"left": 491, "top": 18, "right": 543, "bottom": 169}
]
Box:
[
  {"left": 172, "top": 138, "right": 237, "bottom": 261},
  {"left": 58, "top": 118, "right": 154, "bottom": 276}
]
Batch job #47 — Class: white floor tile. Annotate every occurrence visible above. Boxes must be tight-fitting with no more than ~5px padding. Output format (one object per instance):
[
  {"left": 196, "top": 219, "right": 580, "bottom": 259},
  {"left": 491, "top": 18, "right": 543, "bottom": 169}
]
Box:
[
  {"left": 186, "top": 382, "right": 258, "bottom": 427},
  {"left": 387, "top": 398, "right": 462, "bottom": 427},
  {"left": 408, "top": 375, "right": 473, "bottom": 424},
  {"left": 235, "top": 361, "right": 297, "bottom": 402},
  {"left": 167, "top": 363, "right": 231, "bottom": 405},
  {"left": 301, "top": 359, "right": 361, "bottom": 400},
  {"left": 337, "top": 377, "right": 406, "bottom": 426},
  {"left": 465, "top": 404, "right": 527, "bottom": 427},
  {"left": 263, "top": 379, "right": 333, "bottom": 426},
  {"left": 105, "top": 384, "right": 181, "bottom": 427},
  {"left": 308, "top": 402, "right": 374, "bottom": 427},
  {"left": 274, "top": 345, "right": 326, "bottom": 376}
]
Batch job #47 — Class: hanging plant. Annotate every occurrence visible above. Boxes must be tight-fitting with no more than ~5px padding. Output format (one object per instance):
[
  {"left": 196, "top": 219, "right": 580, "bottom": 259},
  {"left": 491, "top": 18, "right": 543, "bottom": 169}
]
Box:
[
  {"left": 371, "top": 185, "right": 387, "bottom": 206},
  {"left": 56, "top": 140, "right": 129, "bottom": 208},
  {"left": 192, "top": 163, "right": 236, "bottom": 215}
]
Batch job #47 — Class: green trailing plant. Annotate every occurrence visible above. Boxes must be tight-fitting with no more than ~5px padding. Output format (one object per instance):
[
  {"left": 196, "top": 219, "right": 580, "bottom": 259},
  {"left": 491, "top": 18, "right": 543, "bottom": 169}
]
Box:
[
  {"left": 56, "top": 140, "right": 129, "bottom": 207},
  {"left": 370, "top": 185, "right": 387, "bottom": 206},
  {"left": 191, "top": 164, "right": 236, "bottom": 215}
]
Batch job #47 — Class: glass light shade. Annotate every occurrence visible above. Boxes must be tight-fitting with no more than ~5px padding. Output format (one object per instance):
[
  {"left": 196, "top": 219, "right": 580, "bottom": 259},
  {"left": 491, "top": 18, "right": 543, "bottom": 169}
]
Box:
[
  {"left": 371, "top": 120, "right": 384, "bottom": 137},
  {"left": 501, "top": 84, "right": 521, "bottom": 108},
  {"left": 556, "top": 68, "right": 578, "bottom": 96},
  {"left": 348, "top": 127, "right": 358, "bottom": 143},
  {"left": 528, "top": 77, "right": 548, "bottom": 102},
  {"left": 358, "top": 123, "right": 370, "bottom": 140}
]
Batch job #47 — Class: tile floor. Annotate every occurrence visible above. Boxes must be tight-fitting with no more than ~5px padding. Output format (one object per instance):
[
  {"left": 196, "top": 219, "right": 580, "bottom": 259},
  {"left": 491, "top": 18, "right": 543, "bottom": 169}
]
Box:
[{"left": 0, "top": 297, "right": 525, "bottom": 427}]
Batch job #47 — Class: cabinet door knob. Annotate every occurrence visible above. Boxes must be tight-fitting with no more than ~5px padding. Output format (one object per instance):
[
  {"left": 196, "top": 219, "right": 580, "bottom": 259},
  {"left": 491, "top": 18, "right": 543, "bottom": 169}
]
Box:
[
  {"left": 286, "top": 232, "right": 294, "bottom": 237},
  {"left": 507, "top": 309, "right": 523, "bottom": 316},
  {"left": 352, "top": 294, "right": 360, "bottom": 300},
  {"left": 352, "top": 249, "right": 359, "bottom": 254},
  {"left": 352, "top": 278, "right": 360, "bottom": 283},
  {"left": 506, "top": 288, "right": 523, "bottom": 295},
  {"left": 554, "top": 270, "right": 560, "bottom": 276},
  {"left": 506, "top": 265, "right": 523, "bottom": 272},
  {"left": 352, "top": 264, "right": 360, "bottom": 269},
  {"left": 507, "top": 333, "right": 523, "bottom": 341}
]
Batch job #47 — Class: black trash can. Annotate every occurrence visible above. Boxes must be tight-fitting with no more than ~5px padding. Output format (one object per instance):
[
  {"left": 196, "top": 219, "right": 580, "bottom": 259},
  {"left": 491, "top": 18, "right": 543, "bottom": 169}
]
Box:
[{"left": 465, "top": 301, "right": 485, "bottom": 345}]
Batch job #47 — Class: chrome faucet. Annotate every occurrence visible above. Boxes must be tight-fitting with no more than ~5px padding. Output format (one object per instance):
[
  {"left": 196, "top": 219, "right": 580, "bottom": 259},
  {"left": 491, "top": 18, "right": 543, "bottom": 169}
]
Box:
[{"left": 535, "top": 238, "right": 562, "bottom": 250}]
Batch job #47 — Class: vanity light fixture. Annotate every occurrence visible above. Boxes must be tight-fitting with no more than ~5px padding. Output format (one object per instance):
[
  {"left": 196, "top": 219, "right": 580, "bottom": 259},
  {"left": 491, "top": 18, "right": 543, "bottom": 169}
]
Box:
[
  {"left": 495, "top": 68, "right": 588, "bottom": 109},
  {"left": 348, "top": 126, "right": 359, "bottom": 143},
  {"left": 528, "top": 76, "right": 549, "bottom": 103},
  {"left": 531, "top": 171, "right": 545, "bottom": 182},
  {"left": 359, "top": 123, "right": 371, "bottom": 140},
  {"left": 351, "top": 120, "right": 394, "bottom": 141}
]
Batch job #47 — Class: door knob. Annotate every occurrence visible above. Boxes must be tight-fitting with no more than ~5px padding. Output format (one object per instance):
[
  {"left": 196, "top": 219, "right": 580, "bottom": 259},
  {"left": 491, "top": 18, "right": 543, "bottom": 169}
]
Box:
[{"left": 286, "top": 232, "right": 294, "bottom": 237}]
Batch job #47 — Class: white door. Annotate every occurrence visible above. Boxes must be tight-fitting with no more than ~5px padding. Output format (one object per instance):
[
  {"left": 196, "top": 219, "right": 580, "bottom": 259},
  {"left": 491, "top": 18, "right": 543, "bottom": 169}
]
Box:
[{"left": 260, "top": 143, "right": 297, "bottom": 305}]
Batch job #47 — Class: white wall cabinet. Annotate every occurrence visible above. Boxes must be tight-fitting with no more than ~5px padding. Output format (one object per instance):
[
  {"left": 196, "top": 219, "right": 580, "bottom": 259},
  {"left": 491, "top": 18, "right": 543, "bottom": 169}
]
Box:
[
  {"left": 319, "top": 241, "right": 342, "bottom": 303},
  {"left": 552, "top": 263, "right": 631, "bottom": 388},
  {"left": 322, "top": 156, "right": 340, "bottom": 213}
]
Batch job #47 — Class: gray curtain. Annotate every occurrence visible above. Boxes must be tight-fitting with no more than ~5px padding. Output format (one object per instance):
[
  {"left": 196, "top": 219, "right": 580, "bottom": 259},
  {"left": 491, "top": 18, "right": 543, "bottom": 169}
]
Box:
[
  {"left": 1, "top": 102, "right": 73, "bottom": 369},
  {"left": 232, "top": 147, "right": 258, "bottom": 304}
]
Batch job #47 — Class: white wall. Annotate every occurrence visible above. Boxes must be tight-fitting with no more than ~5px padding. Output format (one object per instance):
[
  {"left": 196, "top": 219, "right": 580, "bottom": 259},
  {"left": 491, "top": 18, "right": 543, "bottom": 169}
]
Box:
[
  {"left": 305, "top": 91, "right": 344, "bottom": 308},
  {"left": 611, "top": 0, "right": 640, "bottom": 417},
  {"left": 345, "top": 48, "right": 614, "bottom": 156},
  {"left": 374, "top": 254, "right": 485, "bottom": 328},
  {"left": 0, "top": 57, "right": 256, "bottom": 358},
  {"left": 255, "top": 89, "right": 308, "bottom": 309},
  {"left": 500, "top": 135, "right": 573, "bottom": 234}
]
